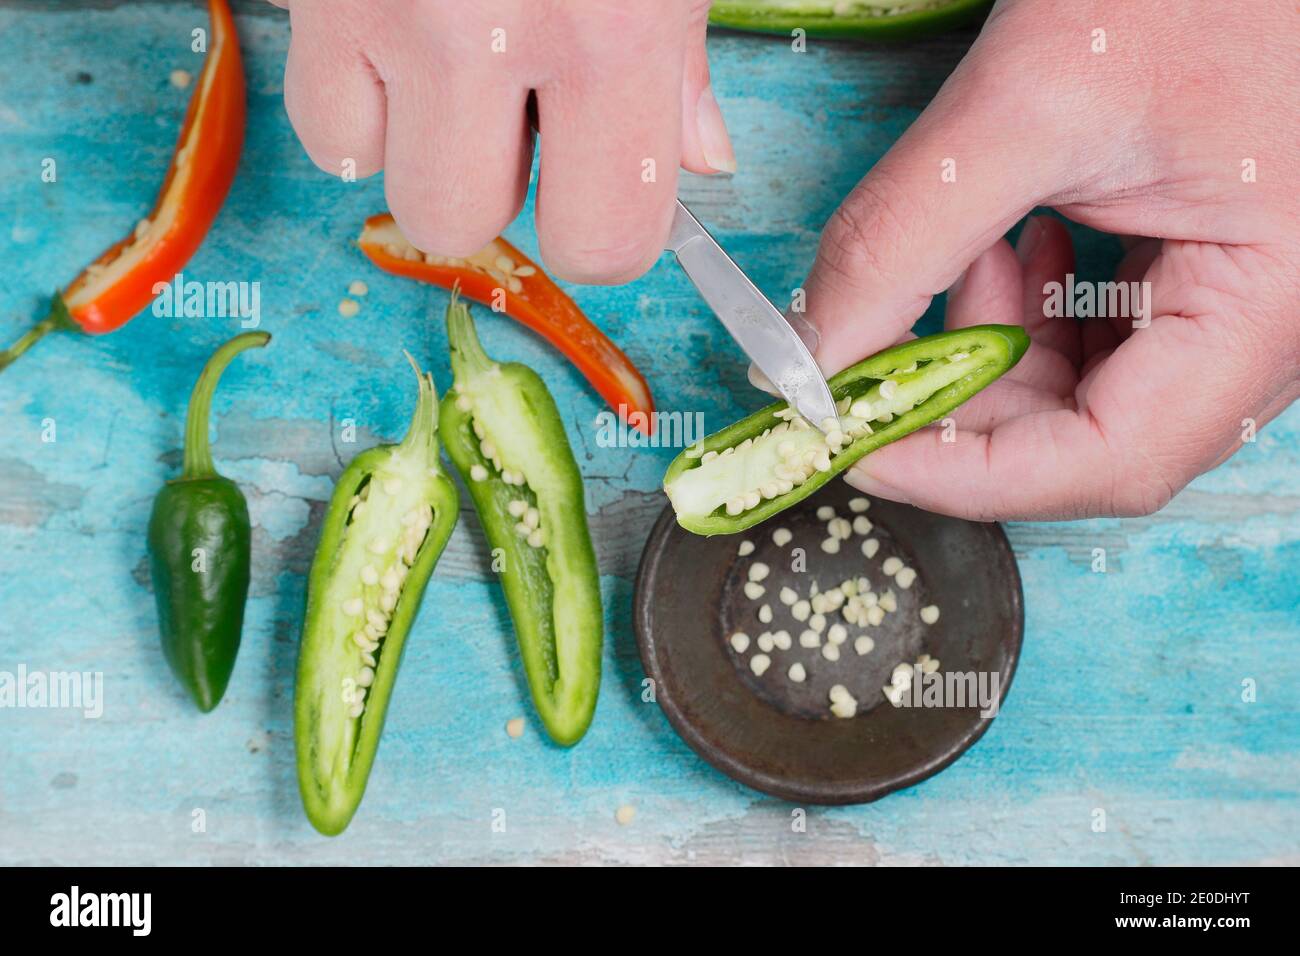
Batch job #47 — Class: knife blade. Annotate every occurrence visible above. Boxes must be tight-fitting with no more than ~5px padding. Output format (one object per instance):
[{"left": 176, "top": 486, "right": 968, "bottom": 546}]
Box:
[{"left": 667, "top": 199, "right": 837, "bottom": 432}]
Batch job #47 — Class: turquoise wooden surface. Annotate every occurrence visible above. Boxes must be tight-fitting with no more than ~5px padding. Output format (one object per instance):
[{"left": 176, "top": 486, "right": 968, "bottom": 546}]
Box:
[{"left": 1, "top": 2, "right": 1296, "bottom": 865}]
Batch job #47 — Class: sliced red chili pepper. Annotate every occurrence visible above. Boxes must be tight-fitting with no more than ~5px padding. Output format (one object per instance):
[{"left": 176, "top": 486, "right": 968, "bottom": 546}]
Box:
[
  {"left": 357, "top": 213, "right": 656, "bottom": 436},
  {"left": 0, "top": 0, "right": 245, "bottom": 372}
]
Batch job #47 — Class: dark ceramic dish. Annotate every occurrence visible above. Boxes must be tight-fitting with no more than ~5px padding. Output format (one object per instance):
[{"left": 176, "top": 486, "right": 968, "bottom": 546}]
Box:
[{"left": 634, "top": 480, "right": 1023, "bottom": 804}]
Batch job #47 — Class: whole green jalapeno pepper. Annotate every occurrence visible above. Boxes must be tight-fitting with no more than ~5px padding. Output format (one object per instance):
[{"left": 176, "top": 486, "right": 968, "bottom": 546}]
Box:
[
  {"left": 439, "top": 295, "right": 603, "bottom": 746},
  {"left": 295, "top": 354, "right": 459, "bottom": 835},
  {"left": 148, "top": 331, "right": 270, "bottom": 712},
  {"left": 709, "top": 0, "right": 993, "bottom": 41},
  {"left": 664, "top": 325, "right": 1029, "bottom": 534}
]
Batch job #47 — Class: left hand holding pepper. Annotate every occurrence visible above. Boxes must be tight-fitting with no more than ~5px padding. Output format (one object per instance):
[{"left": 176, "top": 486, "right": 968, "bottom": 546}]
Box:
[{"left": 791, "top": 0, "right": 1300, "bottom": 521}]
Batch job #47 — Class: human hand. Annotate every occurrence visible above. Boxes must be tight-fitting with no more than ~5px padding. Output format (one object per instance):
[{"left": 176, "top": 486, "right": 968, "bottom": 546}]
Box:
[
  {"left": 270, "top": 0, "right": 732, "bottom": 283},
  {"left": 790, "top": 0, "right": 1300, "bottom": 520}
]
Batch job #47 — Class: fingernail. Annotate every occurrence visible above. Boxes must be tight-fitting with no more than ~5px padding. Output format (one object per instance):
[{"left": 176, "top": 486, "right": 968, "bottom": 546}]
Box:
[
  {"left": 1015, "top": 216, "right": 1045, "bottom": 265},
  {"left": 696, "top": 86, "right": 736, "bottom": 174},
  {"left": 748, "top": 362, "right": 777, "bottom": 395},
  {"left": 786, "top": 309, "right": 820, "bottom": 355},
  {"left": 845, "top": 469, "right": 912, "bottom": 506}
]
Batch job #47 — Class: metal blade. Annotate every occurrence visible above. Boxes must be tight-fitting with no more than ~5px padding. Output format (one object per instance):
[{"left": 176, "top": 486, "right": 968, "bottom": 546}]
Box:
[{"left": 668, "top": 200, "right": 837, "bottom": 431}]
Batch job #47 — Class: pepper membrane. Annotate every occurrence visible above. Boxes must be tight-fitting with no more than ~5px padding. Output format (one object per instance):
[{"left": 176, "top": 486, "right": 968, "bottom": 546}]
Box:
[
  {"left": 440, "top": 295, "right": 603, "bottom": 746},
  {"left": 295, "top": 355, "right": 459, "bottom": 835},
  {"left": 664, "top": 325, "right": 1029, "bottom": 534}
]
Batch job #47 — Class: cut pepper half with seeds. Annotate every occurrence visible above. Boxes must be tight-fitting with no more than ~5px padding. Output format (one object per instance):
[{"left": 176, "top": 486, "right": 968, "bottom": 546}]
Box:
[
  {"left": 664, "top": 325, "right": 1029, "bottom": 535},
  {"left": 439, "top": 294, "right": 603, "bottom": 746},
  {"left": 295, "top": 354, "right": 459, "bottom": 836}
]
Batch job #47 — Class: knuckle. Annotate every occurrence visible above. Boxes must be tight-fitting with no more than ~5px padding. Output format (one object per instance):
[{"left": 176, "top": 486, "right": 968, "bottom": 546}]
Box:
[
  {"left": 1110, "top": 470, "right": 1178, "bottom": 517},
  {"left": 817, "top": 176, "right": 913, "bottom": 290}
]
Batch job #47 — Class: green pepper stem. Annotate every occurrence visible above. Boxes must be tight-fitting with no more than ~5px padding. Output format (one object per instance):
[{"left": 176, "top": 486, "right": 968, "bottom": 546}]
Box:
[
  {"left": 182, "top": 331, "right": 271, "bottom": 479},
  {"left": 397, "top": 351, "right": 440, "bottom": 466},
  {"left": 445, "top": 290, "right": 494, "bottom": 381},
  {"left": 0, "top": 294, "right": 77, "bottom": 374}
]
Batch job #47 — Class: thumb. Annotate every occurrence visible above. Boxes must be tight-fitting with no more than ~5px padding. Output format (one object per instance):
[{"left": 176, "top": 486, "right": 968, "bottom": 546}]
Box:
[{"left": 800, "top": 50, "right": 1080, "bottom": 372}]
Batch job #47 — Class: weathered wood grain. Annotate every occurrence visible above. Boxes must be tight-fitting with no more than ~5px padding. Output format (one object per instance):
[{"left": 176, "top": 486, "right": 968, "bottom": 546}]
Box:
[{"left": 0, "top": 2, "right": 1295, "bottom": 866}]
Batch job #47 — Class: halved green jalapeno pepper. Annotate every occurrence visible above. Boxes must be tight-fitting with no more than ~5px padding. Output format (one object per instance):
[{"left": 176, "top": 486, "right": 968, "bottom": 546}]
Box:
[
  {"left": 148, "top": 331, "right": 268, "bottom": 712},
  {"left": 664, "top": 325, "right": 1029, "bottom": 534},
  {"left": 295, "top": 355, "right": 459, "bottom": 835},
  {"left": 709, "top": 0, "right": 992, "bottom": 41},
  {"left": 439, "top": 295, "right": 602, "bottom": 746}
]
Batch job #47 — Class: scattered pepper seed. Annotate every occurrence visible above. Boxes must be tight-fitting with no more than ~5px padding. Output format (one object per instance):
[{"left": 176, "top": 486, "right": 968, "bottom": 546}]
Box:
[
  {"left": 848, "top": 497, "right": 870, "bottom": 513},
  {"left": 748, "top": 562, "right": 770, "bottom": 582},
  {"left": 738, "top": 540, "right": 755, "bottom": 557},
  {"left": 852, "top": 516, "right": 872, "bottom": 535},
  {"left": 788, "top": 662, "right": 807, "bottom": 683},
  {"left": 791, "top": 600, "right": 811, "bottom": 622},
  {"left": 920, "top": 605, "right": 940, "bottom": 625},
  {"left": 882, "top": 556, "right": 904, "bottom": 576},
  {"left": 348, "top": 279, "right": 369, "bottom": 297},
  {"left": 729, "top": 632, "right": 750, "bottom": 653},
  {"left": 750, "top": 654, "right": 771, "bottom": 676},
  {"left": 854, "top": 635, "right": 875, "bottom": 656},
  {"left": 816, "top": 506, "right": 835, "bottom": 521},
  {"left": 758, "top": 604, "right": 773, "bottom": 624},
  {"left": 169, "top": 68, "right": 191, "bottom": 88},
  {"left": 799, "top": 629, "right": 820, "bottom": 648},
  {"left": 862, "top": 538, "right": 880, "bottom": 559},
  {"left": 757, "top": 632, "right": 775, "bottom": 653},
  {"left": 773, "top": 528, "right": 792, "bottom": 547},
  {"left": 821, "top": 643, "right": 841, "bottom": 662},
  {"left": 743, "top": 581, "right": 765, "bottom": 600},
  {"left": 338, "top": 298, "right": 361, "bottom": 318},
  {"left": 771, "top": 630, "right": 792, "bottom": 651},
  {"left": 506, "top": 717, "right": 525, "bottom": 738},
  {"left": 615, "top": 805, "right": 636, "bottom": 826},
  {"left": 779, "top": 586, "right": 798, "bottom": 606},
  {"left": 896, "top": 567, "right": 917, "bottom": 589}
]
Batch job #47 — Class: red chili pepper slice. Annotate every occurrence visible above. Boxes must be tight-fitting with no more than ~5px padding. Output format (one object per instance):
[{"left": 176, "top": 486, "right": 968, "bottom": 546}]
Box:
[
  {"left": 358, "top": 213, "right": 656, "bottom": 436},
  {"left": 0, "top": 0, "right": 245, "bottom": 372}
]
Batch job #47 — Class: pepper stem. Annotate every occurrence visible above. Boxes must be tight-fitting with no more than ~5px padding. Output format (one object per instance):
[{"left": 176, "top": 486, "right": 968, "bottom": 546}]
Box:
[
  {"left": 396, "top": 351, "right": 440, "bottom": 467},
  {"left": 445, "top": 289, "right": 494, "bottom": 381},
  {"left": 0, "top": 294, "right": 77, "bottom": 374},
  {"left": 181, "top": 331, "right": 271, "bottom": 479}
]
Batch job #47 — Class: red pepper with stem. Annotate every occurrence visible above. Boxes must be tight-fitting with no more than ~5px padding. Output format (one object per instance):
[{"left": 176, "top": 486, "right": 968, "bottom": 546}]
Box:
[
  {"left": 0, "top": 0, "right": 245, "bottom": 372},
  {"left": 358, "top": 214, "right": 656, "bottom": 436}
]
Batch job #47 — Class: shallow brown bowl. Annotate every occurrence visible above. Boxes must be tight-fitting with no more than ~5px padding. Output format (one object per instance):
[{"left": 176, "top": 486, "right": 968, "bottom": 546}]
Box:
[{"left": 634, "top": 480, "right": 1023, "bottom": 804}]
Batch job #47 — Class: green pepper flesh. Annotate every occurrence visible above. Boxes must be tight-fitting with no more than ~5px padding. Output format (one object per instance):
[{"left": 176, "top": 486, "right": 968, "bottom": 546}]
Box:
[
  {"left": 440, "top": 296, "right": 602, "bottom": 746},
  {"left": 709, "top": 0, "right": 993, "bottom": 40},
  {"left": 295, "top": 357, "right": 459, "bottom": 835},
  {"left": 663, "top": 325, "right": 1029, "bottom": 534}
]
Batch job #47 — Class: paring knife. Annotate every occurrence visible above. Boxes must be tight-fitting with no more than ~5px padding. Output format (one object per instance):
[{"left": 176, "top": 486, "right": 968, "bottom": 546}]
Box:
[{"left": 667, "top": 199, "right": 838, "bottom": 432}]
